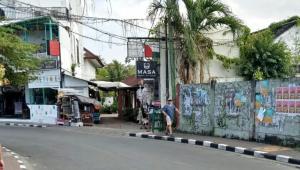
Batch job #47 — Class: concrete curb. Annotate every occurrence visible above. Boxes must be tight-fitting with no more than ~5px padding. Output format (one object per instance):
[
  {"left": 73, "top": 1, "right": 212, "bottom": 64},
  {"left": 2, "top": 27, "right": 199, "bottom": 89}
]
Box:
[
  {"left": 2, "top": 146, "right": 27, "bottom": 170},
  {"left": 128, "top": 133, "right": 300, "bottom": 166},
  {"left": 0, "top": 123, "right": 47, "bottom": 128}
]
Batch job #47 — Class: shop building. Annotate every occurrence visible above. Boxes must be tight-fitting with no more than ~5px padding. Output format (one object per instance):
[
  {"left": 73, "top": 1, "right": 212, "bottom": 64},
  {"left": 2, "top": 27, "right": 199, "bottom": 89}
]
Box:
[{"left": 0, "top": 0, "right": 103, "bottom": 124}]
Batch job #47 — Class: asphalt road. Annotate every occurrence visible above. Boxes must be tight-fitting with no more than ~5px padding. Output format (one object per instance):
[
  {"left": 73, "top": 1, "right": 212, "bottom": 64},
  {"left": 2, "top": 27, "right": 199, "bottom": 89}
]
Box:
[{"left": 0, "top": 126, "right": 298, "bottom": 170}]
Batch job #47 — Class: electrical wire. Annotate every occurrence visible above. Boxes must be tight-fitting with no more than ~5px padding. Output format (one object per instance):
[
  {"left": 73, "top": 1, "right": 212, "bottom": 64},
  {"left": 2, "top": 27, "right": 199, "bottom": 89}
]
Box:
[{"left": 0, "top": 0, "right": 238, "bottom": 47}]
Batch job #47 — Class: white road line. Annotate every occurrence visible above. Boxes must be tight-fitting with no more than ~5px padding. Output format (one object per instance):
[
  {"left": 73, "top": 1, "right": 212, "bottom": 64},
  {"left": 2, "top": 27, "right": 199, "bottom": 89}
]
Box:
[
  {"left": 18, "top": 160, "right": 24, "bottom": 164},
  {"left": 188, "top": 139, "right": 196, "bottom": 145},
  {"left": 203, "top": 141, "right": 212, "bottom": 147},
  {"left": 218, "top": 144, "right": 228, "bottom": 150}
]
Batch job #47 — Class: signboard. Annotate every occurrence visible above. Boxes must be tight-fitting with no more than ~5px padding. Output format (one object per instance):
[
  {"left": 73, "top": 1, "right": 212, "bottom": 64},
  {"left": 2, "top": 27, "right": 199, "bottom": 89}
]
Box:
[
  {"left": 48, "top": 40, "right": 60, "bottom": 56},
  {"left": 136, "top": 61, "right": 157, "bottom": 78},
  {"left": 126, "top": 38, "right": 159, "bottom": 63},
  {"left": 41, "top": 59, "right": 58, "bottom": 69},
  {"left": 28, "top": 69, "right": 61, "bottom": 88}
]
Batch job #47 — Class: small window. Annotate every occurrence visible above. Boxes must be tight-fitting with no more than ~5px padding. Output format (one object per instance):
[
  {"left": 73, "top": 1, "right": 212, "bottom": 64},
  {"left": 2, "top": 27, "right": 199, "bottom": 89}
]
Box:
[
  {"left": 76, "top": 39, "right": 80, "bottom": 64},
  {"left": 29, "top": 88, "right": 57, "bottom": 105}
]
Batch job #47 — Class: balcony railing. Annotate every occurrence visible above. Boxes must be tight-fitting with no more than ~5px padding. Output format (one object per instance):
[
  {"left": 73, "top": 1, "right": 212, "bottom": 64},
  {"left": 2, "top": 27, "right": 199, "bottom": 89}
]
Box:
[
  {"left": 33, "top": 53, "right": 59, "bottom": 70},
  {"left": 0, "top": 7, "right": 69, "bottom": 20}
]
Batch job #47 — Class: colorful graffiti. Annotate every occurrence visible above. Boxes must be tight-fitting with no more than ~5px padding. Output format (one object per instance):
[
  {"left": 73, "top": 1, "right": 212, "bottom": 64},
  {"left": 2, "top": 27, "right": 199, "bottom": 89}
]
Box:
[
  {"left": 214, "top": 82, "right": 252, "bottom": 130},
  {"left": 223, "top": 90, "right": 247, "bottom": 116},
  {"left": 256, "top": 80, "right": 275, "bottom": 125},
  {"left": 255, "top": 80, "right": 276, "bottom": 125},
  {"left": 179, "top": 79, "right": 300, "bottom": 144},
  {"left": 180, "top": 85, "right": 211, "bottom": 133},
  {"left": 256, "top": 80, "right": 300, "bottom": 127}
]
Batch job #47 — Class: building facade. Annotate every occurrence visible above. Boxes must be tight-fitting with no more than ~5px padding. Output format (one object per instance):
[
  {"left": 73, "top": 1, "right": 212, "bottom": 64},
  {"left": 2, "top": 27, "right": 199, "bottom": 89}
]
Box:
[{"left": 0, "top": 0, "right": 103, "bottom": 124}]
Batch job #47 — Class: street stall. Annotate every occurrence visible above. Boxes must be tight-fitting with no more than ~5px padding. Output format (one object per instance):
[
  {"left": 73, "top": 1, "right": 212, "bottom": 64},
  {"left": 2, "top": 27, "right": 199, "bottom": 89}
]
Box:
[{"left": 57, "top": 93, "right": 101, "bottom": 126}]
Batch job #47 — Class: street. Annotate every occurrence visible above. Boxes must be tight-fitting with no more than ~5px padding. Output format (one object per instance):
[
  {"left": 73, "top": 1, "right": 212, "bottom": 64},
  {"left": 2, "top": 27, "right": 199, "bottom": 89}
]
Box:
[{"left": 0, "top": 126, "right": 297, "bottom": 170}]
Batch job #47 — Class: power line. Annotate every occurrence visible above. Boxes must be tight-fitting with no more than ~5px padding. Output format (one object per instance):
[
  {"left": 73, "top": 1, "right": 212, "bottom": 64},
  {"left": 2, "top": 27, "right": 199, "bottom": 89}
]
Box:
[
  {"left": 0, "top": 0, "right": 238, "bottom": 47},
  {"left": 0, "top": 1, "right": 129, "bottom": 42},
  {"left": 75, "top": 20, "right": 128, "bottom": 41},
  {"left": 68, "top": 28, "right": 127, "bottom": 46},
  {"left": 0, "top": 0, "right": 152, "bottom": 31}
]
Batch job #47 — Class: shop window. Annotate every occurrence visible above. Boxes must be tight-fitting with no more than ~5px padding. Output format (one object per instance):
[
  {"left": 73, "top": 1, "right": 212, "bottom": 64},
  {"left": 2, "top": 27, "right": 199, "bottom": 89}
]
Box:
[{"left": 29, "top": 88, "right": 57, "bottom": 105}]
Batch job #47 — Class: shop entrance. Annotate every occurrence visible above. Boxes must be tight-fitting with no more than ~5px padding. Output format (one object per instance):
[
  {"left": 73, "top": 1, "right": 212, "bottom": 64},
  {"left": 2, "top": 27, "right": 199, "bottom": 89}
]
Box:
[{"left": 0, "top": 87, "right": 29, "bottom": 119}]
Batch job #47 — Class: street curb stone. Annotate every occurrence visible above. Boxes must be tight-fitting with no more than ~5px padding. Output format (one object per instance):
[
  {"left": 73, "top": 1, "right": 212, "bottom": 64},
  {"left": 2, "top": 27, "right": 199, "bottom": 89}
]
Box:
[
  {"left": 0, "top": 123, "right": 47, "bottom": 128},
  {"left": 128, "top": 132, "right": 300, "bottom": 166},
  {"left": 2, "top": 146, "right": 27, "bottom": 169}
]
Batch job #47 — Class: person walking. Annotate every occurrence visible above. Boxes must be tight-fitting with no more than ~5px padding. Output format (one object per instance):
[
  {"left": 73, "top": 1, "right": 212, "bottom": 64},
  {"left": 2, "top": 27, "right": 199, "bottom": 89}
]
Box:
[{"left": 162, "top": 98, "right": 179, "bottom": 136}]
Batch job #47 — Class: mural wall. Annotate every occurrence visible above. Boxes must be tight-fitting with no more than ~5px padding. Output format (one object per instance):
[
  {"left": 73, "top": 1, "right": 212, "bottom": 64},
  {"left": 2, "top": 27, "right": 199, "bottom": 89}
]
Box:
[
  {"left": 214, "top": 81, "right": 253, "bottom": 139},
  {"left": 179, "top": 84, "right": 212, "bottom": 134},
  {"left": 255, "top": 79, "right": 300, "bottom": 146},
  {"left": 179, "top": 78, "right": 300, "bottom": 145}
]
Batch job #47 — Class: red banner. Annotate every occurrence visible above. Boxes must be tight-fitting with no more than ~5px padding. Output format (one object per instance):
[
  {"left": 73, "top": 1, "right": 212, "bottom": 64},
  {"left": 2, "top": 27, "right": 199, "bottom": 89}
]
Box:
[{"left": 49, "top": 40, "right": 60, "bottom": 56}]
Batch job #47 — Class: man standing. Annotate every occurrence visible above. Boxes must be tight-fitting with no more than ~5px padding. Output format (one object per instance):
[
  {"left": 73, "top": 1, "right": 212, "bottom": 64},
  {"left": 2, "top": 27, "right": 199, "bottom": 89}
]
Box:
[{"left": 162, "top": 98, "right": 179, "bottom": 136}]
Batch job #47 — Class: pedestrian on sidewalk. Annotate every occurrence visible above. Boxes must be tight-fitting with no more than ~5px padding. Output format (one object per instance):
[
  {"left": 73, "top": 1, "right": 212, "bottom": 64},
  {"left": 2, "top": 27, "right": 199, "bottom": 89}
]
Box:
[{"left": 162, "top": 98, "right": 179, "bottom": 136}]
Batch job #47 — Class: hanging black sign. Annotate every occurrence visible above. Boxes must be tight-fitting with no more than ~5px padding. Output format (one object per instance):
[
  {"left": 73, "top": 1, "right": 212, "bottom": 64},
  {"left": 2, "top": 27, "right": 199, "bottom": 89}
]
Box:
[{"left": 136, "top": 61, "right": 157, "bottom": 78}]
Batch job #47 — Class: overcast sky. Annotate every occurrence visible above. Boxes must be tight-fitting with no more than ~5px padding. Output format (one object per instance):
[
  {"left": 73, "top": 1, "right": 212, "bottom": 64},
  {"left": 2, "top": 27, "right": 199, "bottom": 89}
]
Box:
[{"left": 83, "top": 0, "right": 300, "bottom": 64}]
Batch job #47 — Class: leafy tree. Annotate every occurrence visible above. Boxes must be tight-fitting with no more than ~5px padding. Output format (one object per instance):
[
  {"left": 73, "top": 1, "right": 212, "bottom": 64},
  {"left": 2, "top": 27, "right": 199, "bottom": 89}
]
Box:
[
  {"left": 96, "top": 60, "right": 135, "bottom": 81},
  {"left": 0, "top": 26, "right": 40, "bottom": 86},
  {"left": 149, "top": 0, "right": 242, "bottom": 83},
  {"left": 238, "top": 30, "right": 293, "bottom": 80}
]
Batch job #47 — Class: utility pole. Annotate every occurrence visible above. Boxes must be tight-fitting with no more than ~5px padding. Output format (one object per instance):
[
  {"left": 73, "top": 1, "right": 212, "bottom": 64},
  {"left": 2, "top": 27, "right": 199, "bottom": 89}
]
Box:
[{"left": 165, "top": 17, "right": 169, "bottom": 99}]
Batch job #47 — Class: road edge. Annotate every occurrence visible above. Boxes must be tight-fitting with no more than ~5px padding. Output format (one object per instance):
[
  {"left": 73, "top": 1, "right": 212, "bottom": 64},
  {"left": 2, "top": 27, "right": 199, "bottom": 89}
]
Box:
[
  {"left": 128, "top": 132, "right": 300, "bottom": 166},
  {"left": 0, "top": 123, "right": 47, "bottom": 128},
  {"left": 2, "top": 146, "right": 28, "bottom": 170}
]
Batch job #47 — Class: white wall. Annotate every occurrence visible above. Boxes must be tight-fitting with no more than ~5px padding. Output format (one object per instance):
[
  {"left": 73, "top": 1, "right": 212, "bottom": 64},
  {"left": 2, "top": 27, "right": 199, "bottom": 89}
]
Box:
[
  {"left": 59, "top": 20, "right": 85, "bottom": 78},
  {"left": 191, "top": 28, "right": 241, "bottom": 83},
  {"left": 63, "top": 75, "right": 89, "bottom": 97},
  {"left": 15, "top": 0, "right": 93, "bottom": 82},
  {"left": 83, "top": 60, "right": 96, "bottom": 80},
  {"left": 275, "top": 25, "right": 300, "bottom": 56},
  {"left": 28, "top": 105, "right": 57, "bottom": 124}
]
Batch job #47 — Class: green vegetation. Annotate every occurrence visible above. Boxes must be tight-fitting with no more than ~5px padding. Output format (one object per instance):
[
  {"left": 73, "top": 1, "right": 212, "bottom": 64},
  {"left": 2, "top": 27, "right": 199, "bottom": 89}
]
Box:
[
  {"left": 269, "top": 16, "right": 300, "bottom": 34},
  {"left": 96, "top": 60, "right": 135, "bottom": 82},
  {"left": 216, "top": 16, "right": 299, "bottom": 80},
  {"left": 148, "top": 0, "right": 243, "bottom": 83},
  {"left": 237, "top": 30, "right": 293, "bottom": 80},
  {"left": 0, "top": 26, "right": 40, "bottom": 86}
]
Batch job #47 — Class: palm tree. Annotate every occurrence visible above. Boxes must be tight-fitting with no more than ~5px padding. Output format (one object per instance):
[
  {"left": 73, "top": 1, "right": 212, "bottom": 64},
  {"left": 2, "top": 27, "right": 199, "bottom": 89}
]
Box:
[{"left": 149, "top": 0, "right": 242, "bottom": 83}]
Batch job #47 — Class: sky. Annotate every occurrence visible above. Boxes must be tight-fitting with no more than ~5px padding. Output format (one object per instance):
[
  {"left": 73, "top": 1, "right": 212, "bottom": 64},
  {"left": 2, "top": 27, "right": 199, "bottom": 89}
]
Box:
[{"left": 83, "top": 0, "right": 300, "bottom": 64}]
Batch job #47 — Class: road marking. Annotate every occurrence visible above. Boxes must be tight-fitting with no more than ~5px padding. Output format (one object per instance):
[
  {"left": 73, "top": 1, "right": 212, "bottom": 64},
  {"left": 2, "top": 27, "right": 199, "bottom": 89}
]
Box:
[
  {"left": 203, "top": 141, "right": 212, "bottom": 147},
  {"left": 20, "top": 165, "right": 26, "bottom": 169},
  {"left": 235, "top": 147, "right": 246, "bottom": 154},
  {"left": 128, "top": 132, "right": 300, "bottom": 166},
  {"left": 175, "top": 137, "right": 182, "bottom": 143},
  {"left": 218, "top": 144, "right": 228, "bottom": 150},
  {"left": 276, "top": 155, "right": 290, "bottom": 163},
  {"left": 254, "top": 151, "right": 267, "bottom": 158},
  {"left": 188, "top": 139, "right": 196, "bottom": 145}
]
